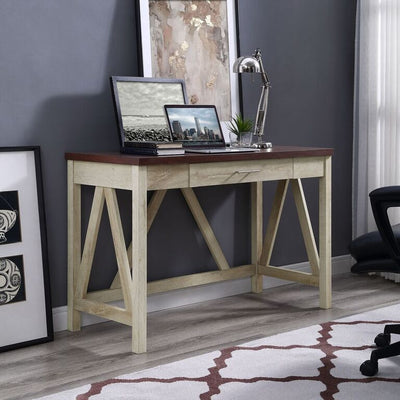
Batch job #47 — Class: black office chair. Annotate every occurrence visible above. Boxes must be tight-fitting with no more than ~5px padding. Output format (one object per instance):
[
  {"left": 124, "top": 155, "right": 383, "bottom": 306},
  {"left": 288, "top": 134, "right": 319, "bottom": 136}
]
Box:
[{"left": 349, "top": 186, "right": 400, "bottom": 376}]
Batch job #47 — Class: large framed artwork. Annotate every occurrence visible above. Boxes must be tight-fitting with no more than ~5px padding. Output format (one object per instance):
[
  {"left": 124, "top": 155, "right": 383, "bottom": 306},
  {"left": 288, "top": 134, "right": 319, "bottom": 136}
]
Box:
[
  {"left": 137, "top": 0, "right": 241, "bottom": 126},
  {"left": 0, "top": 147, "right": 53, "bottom": 352}
]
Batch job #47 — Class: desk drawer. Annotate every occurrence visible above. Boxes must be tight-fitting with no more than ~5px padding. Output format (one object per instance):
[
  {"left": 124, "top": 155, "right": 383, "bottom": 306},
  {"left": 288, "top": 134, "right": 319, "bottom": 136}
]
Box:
[
  {"left": 189, "top": 159, "right": 293, "bottom": 187},
  {"left": 147, "top": 164, "right": 189, "bottom": 190}
]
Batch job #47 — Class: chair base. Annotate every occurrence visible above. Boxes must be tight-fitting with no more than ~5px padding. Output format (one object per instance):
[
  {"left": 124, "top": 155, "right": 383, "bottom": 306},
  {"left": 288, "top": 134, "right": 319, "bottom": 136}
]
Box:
[{"left": 360, "top": 324, "right": 400, "bottom": 376}]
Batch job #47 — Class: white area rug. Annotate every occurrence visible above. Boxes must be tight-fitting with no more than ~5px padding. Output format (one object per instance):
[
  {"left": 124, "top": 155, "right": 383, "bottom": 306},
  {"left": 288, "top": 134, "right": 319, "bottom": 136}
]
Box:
[{"left": 35, "top": 304, "right": 400, "bottom": 400}]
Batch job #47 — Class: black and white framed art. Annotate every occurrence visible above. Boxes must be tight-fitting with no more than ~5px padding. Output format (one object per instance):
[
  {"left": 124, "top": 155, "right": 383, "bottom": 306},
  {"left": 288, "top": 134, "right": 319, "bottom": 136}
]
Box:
[
  {"left": 111, "top": 76, "right": 188, "bottom": 145},
  {"left": 0, "top": 146, "right": 53, "bottom": 352}
]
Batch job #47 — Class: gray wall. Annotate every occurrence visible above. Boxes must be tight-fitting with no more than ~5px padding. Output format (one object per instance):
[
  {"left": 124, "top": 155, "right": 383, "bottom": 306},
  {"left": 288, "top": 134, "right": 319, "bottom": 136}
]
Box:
[
  {"left": 238, "top": 0, "right": 356, "bottom": 268},
  {"left": 0, "top": 0, "right": 356, "bottom": 307}
]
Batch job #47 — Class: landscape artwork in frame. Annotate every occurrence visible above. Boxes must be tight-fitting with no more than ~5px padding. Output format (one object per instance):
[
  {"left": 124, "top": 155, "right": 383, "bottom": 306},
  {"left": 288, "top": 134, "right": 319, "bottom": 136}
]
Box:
[
  {"left": 137, "top": 0, "right": 240, "bottom": 123},
  {"left": 111, "top": 76, "right": 187, "bottom": 144},
  {"left": 0, "top": 147, "right": 53, "bottom": 352}
]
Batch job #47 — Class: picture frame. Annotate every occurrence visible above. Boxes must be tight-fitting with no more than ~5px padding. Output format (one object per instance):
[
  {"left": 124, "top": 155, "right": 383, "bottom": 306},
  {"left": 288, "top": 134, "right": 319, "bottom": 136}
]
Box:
[
  {"left": 136, "top": 0, "right": 241, "bottom": 126},
  {"left": 110, "top": 76, "right": 188, "bottom": 145},
  {"left": 0, "top": 146, "right": 53, "bottom": 352}
]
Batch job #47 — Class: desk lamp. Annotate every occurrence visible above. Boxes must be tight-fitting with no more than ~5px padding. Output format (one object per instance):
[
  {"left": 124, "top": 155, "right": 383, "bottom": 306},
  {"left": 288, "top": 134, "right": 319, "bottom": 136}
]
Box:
[{"left": 233, "top": 48, "right": 272, "bottom": 148}]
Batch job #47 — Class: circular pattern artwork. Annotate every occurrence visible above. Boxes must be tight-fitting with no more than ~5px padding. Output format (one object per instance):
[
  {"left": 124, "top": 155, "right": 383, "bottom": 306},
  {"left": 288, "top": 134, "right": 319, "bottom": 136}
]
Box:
[
  {"left": 0, "top": 258, "right": 22, "bottom": 305},
  {"left": 0, "top": 209, "right": 17, "bottom": 243}
]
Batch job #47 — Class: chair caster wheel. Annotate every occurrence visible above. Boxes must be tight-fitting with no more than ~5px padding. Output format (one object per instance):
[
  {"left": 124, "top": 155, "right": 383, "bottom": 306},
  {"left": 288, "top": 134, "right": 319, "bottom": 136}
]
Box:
[
  {"left": 360, "top": 360, "right": 378, "bottom": 376},
  {"left": 374, "top": 333, "right": 390, "bottom": 347}
]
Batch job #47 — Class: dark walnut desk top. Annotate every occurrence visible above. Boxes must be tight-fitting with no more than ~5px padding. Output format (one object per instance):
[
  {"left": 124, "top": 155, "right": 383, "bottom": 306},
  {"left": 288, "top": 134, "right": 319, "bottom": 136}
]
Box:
[{"left": 65, "top": 146, "right": 333, "bottom": 166}]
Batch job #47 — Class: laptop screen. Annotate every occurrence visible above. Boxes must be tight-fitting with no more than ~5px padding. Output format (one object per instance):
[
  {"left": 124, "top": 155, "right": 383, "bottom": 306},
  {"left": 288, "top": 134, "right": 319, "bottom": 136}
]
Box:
[{"left": 164, "top": 105, "right": 225, "bottom": 148}]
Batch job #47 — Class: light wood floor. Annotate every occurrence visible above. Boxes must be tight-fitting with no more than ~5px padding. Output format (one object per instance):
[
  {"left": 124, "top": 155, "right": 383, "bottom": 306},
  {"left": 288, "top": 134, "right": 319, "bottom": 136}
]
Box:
[{"left": 1, "top": 272, "right": 400, "bottom": 400}]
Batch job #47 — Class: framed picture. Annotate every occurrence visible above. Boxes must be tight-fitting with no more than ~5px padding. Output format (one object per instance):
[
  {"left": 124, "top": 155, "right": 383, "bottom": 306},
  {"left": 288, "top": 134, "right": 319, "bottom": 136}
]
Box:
[
  {"left": 136, "top": 0, "right": 241, "bottom": 125},
  {"left": 0, "top": 147, "right": 53, "bottom": 352},
  {"left": 110, "top": 76, "right": 188, "bottom": 145}
]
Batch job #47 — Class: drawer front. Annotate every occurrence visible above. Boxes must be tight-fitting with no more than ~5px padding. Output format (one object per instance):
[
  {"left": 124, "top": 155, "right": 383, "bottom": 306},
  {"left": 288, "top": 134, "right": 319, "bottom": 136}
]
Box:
[
  {"left": 293, "top": 157, "right": 325, "bottom": 178},
  {"left": 147, "top": 164, "right": 189, "bottom": 190},
  {"left": 189, "top": 159, "right": 293, "bottom": 187},
  {"left": 73, "top": 161, "right": 133, "bottom": 190}
]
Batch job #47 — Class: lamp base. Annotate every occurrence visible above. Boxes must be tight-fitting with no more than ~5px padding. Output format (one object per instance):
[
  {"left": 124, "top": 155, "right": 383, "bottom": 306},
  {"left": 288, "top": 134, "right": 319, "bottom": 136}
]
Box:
[{"left": 253, "top": 142, "right": 272, "bottom": 149}]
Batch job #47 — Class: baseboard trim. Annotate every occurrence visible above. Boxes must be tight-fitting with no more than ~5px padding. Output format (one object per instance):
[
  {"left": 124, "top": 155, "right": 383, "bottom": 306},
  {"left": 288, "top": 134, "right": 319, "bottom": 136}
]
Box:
[{"left": 53, "top": 254, "right": 353, "bottom": 332}]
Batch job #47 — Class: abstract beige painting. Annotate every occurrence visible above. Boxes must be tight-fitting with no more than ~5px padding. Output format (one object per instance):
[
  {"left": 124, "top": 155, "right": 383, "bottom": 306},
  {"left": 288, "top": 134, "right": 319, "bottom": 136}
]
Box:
[{"left": 141, "top": 0, "right": 237, "bottom": 122}]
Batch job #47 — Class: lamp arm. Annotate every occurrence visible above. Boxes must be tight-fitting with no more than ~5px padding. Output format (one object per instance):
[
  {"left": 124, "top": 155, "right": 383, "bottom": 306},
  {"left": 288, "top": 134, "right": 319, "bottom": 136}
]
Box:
[
  {"left": 254, "top": 84, "right": 269, "bottom": 139},
  {"left": 254, "top": 49, "right": 271, "bottom": 88}
]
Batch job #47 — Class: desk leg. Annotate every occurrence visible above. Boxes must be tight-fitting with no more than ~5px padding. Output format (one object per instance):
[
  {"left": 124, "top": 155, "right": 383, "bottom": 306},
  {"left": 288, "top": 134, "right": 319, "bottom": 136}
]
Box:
[
  {"left": 131, "top": 166, "right": 147, "bottom": 353},
  {"left": 251, "top": 182, "right": 263, "bottom": 293},
  {"left": 319, "top": 156, "right": 332, "bottom": 309},
  {"left": 67, "top": 160, "right": 82, "bottom": 331}
]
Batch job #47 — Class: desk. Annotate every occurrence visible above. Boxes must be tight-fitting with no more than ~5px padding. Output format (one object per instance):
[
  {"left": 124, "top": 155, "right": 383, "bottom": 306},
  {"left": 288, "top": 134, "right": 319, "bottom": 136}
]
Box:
[{"left": 66, "top": 146, "right": 333, "bottom": 353}]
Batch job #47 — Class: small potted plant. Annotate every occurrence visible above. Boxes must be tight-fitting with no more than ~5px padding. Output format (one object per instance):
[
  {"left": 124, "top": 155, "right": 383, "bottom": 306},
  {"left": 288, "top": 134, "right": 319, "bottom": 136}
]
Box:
[{"left": 226, "top": 113, "right": 253, "bottom": 146}]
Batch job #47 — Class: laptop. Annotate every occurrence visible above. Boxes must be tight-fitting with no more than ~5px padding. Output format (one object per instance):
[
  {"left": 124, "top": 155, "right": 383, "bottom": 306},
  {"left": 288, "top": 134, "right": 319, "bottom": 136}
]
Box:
[{"left": 164, "top": 104, "right": 258, "bottom": 153}]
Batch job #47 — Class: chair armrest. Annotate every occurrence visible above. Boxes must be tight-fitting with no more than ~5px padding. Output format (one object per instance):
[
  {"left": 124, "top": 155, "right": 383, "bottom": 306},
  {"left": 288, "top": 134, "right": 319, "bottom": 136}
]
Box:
[{"left": 370, "top": 186, "right": 400, "bottom": 261}]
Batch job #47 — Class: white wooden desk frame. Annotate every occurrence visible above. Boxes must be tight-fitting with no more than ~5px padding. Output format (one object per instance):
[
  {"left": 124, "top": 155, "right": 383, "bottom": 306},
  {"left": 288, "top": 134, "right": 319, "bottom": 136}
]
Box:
[{"left": 66, "top": 147, "right": 332, "bottom": 353}]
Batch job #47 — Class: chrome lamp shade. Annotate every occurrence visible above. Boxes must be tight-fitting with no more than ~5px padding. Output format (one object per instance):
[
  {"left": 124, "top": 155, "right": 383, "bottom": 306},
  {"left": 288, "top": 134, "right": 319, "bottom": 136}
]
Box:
[{"left": 233, "top": 56, "right": 262, "bottom": 74}]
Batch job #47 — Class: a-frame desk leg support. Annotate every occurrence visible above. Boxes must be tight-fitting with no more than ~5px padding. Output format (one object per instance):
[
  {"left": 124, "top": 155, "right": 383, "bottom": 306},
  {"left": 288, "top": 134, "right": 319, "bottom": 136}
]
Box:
[{"left": 256, "top": 171, "right": 332, "bottom": 310}]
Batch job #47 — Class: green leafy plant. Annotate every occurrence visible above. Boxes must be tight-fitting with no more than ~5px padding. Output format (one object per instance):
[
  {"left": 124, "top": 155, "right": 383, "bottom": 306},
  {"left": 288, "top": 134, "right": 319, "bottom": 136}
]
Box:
[{"left": 226, "top": 113, "right": 253, "bottom": 138}]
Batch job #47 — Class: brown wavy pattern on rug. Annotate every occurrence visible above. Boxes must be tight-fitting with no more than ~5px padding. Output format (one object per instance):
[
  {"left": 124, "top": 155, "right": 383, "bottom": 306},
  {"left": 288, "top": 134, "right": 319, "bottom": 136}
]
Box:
[{"left": 75, "top": 319, "right": 400, "bottom": 400}]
